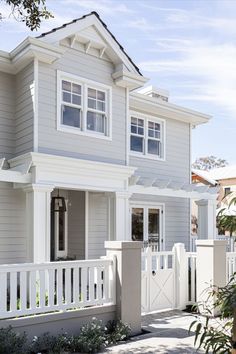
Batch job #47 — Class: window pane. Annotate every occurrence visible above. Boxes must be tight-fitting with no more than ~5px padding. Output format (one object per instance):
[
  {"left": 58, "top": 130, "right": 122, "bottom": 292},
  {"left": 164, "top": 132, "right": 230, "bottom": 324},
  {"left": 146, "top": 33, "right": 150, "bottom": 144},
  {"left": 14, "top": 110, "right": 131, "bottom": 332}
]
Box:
[
  {"left": 97, "top": 100, "right": 105, "bottom": 112},
  {"left": 131, "top": 117, "right": 137, "bottom": 124},
  {"left": 88, "top": 98, "right": 96, "bottom": 109},
  {"left": 62, "top": 80, "right": 71, "bottom": 92},
  {"left": 88, "top": 88, "right": 96, "bottom": 99},
  {"left": 72, "top": 83, "right": 81, "bottom": 94},
  {"left": 138, "top": 119, "right": 144, "bottom": 126},
  {"left": 154, "top": 131, "right": 161, "bottom": 139},
  {"left": 148, "top": 139, "right": 160, "bottom": 155},
  {"left": 72, "top": 94, "right": 81, "bottom": 105},
  {"left": 138, "top": 127, "right": 144, "bottom": 135},
  {"left": 97, "top": 90, "right": 105, "bottom": 101},
  {"left": 131, "top": 125, "right": 137, "bottom": 134},
  {"left": 62, "top": 92, "right": 71, "bottom": 103},
  {"left": 155, "top": 123, "right": 160, "bottom": 130},
  {"left": 132, "top": 208, "right": 143, "bottom": 241},
  {"left": 62, "top": 105, "right": 80, "bottom": 128},
  {"left": 148, "top": 121, "right": 154, "bottom": 129},
  {"left": 148, "top": 209, "right": 160, "bottom": 244},
  {"left": 87, "top": 111, "right": 105, "bottom": 133},
  {"left": 131, "top": 135, "right": 143, "bottom": 152}
]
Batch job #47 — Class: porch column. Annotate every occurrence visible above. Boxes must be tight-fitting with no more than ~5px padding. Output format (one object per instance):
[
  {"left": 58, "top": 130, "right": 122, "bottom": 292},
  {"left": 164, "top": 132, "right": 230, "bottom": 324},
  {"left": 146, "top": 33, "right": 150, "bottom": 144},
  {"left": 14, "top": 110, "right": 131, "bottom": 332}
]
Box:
[
  {"left": 196, "top": 199, "right": 217, "bottom": 239},
  {"left": 114, "top": 191, "right": 131, "bottom": 241},
  {"left": 24, "top": 184, "right": 54, "bottom": 263}
]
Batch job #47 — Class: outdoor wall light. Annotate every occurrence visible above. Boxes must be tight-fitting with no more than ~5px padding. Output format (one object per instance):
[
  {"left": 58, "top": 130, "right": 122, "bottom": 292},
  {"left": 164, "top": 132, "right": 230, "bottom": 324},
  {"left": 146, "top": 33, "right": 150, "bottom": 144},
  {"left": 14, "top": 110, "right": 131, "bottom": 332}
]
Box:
[{"left": 51, "top": 189, "right": 67, "bottom": 212}]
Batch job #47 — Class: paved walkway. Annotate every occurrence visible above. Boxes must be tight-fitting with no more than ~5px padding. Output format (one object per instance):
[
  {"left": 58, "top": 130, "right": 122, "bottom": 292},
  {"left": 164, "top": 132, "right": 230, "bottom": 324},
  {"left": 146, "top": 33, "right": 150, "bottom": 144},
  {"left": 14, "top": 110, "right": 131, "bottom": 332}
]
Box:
[{"left": 104, "top": 310, "right": 202, "bottom": 353}]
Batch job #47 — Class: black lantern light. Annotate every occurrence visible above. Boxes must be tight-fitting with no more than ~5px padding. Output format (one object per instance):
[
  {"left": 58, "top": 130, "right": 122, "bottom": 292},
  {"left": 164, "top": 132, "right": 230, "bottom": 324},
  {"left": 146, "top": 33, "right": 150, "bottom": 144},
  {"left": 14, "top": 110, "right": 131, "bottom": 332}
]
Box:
[{"left": 51, "top": 189, "right": 67, "bottom": 212}]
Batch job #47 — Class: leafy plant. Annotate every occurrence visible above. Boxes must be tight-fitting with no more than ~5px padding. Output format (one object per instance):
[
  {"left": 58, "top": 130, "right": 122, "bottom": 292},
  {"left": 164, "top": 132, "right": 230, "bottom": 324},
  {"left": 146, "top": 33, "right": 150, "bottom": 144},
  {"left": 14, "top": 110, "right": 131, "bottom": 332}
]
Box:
[
  {"left": 217, "top": 197, "right": 236, "bottom": 236},
  {"left": 0, "top": 327, "right": 28, "bottom": 354},
  {"left": 76, "top": 318, "right": 107, "bottom": 353},
  {"left": 190, "top": 272, "right": 236, "bottom": 353},
  {"left": 105, "top": 320, "right": 131, "bottom": 344}
]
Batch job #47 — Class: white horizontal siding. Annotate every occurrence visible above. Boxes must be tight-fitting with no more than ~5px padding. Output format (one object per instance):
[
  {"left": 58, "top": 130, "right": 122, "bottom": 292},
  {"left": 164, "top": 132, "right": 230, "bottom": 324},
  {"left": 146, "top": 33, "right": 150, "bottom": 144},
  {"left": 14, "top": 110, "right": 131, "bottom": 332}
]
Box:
[
  {"left": 38, "top": 48, "right": 126, "bottom": 165},
  {"left": 88, "top": 192, "right": 108, "bottom": 259},
  {"left": 0, "top": 72, "right": 15, "bottom": 159},
  {"left": 15, "top": 62, "right": 34, "bottom": 156},
  {"left": 0, "top": 182, "right": 27, "bottom": 264},
  {"left": 130, "top": 118, "right": 190, "bottom": 183}
]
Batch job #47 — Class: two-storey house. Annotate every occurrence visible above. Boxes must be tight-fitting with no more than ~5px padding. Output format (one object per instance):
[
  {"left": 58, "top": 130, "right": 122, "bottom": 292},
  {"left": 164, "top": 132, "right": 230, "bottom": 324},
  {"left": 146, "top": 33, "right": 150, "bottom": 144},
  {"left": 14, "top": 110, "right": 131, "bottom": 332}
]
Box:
[{"left": 0, "top": 12, "right": 218, "bottom": 265}]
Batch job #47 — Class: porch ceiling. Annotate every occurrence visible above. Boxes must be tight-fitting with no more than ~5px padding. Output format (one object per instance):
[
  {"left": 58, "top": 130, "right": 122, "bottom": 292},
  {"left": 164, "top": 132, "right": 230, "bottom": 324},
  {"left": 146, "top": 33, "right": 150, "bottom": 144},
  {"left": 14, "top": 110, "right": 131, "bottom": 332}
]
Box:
[{"left": 129, "top": 176, "right": 219, "bottom": 200}]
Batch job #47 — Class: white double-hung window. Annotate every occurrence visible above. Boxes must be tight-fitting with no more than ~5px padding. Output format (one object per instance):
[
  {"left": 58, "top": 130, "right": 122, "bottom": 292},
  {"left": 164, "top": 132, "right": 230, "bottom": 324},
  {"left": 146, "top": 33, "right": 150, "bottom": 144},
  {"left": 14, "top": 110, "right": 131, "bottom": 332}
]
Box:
[
  {"left": 130, "top": 112, "right": 165, "bottom": 159},
  {"left": 58, "top": 71, "right": 112, "bottom": 139}
]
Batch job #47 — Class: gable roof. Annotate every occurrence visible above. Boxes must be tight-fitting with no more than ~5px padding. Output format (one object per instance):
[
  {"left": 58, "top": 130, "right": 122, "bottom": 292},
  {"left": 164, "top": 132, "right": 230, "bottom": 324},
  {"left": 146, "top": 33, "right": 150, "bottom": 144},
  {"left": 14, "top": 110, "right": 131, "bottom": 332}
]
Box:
[
  {"left": 37, "top": 11, "right": 142, "bottom": 76},
  {"left": 192, "top": 168, "right": 217, "bottom": 186}
]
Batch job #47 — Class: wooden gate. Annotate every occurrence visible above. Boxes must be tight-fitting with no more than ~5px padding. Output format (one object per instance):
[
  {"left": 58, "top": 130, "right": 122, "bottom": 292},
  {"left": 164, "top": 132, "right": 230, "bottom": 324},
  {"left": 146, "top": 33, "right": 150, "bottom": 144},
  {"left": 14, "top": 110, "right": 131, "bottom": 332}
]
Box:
[{"left": 142, "top": 247, "right": 176, "bottom": 313}]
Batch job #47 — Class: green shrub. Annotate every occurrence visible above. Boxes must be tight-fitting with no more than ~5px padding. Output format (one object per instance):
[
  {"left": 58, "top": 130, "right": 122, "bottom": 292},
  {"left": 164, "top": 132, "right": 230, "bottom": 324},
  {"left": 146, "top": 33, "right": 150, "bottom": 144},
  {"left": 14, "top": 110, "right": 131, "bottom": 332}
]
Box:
[
  {"left": 105, "top": 320, "right": 131, "bottom": 344},
  {"left": 0, "top": 327, "right": 28, "bottom": 354},
  {"left": 30, "top": 332, "right": 72, "bottom": 354},
  {"left": 75, "top": 318, "right": 106, "bottom": 353}
]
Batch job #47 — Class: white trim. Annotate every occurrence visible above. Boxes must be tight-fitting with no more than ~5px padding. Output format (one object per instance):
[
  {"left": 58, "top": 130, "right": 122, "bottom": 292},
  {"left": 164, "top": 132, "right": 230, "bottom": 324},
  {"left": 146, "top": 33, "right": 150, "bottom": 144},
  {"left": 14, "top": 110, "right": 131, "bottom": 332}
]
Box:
[
  {"left": 57, "top": 70, "right": 112, "bottom": 140},
  {"left": 130, "top": 202, "right": 165, "bottom": 250},
  {"left": 125, "top": 87, "right": 129, "bottom": 166},
  {"left": 85, "top": 191, "right": 89, "bottom": 259},
  {"left": 33, "top": 58, "right": 39, "bottom": 152},
  {"left": 129, "top": 110, "right": 166, "bottom": 161},
  {"left": 129, "top": 184, "right": 218, "bottom": 200},
  {"left": 130, "top": 92, "right": 211, "bottom": 126}
]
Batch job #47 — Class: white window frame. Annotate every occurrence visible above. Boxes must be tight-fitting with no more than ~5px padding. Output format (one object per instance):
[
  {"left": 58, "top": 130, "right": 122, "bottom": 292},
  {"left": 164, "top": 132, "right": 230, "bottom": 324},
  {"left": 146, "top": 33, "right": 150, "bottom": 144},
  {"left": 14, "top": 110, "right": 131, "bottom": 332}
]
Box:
[
  {"left": 129, "top": 111, "right": 166, "bottom": 161},
  {"left": 54, "top": 199, "right": 68, "bottom": 259},
  {"left": 57, "top": 70, "right": 112, "bottom": 140},
  {"left": 130, "top": 202, "right": 165, "bottom": 251}
]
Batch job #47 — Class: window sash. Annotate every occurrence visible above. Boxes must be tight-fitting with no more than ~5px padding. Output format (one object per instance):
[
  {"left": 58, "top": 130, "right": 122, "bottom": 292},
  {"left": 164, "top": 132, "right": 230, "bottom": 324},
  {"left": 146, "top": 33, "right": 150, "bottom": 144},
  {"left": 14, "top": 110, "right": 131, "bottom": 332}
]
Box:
[
  {"left": 130, "top": 116, "right": 163, "bottom": 157},
  {"left": 59, "top": 77, "right": 110, "bottom": 137}
]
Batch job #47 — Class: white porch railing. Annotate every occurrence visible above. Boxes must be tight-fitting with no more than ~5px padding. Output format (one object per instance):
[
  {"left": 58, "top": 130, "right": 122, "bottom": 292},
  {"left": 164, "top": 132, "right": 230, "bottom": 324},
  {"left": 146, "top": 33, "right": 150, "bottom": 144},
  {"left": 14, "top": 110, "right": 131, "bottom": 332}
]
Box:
[
  {"left": 226, "top": 252, "right": 236, "bottom": 282},
  {"left": 0, "top": 259, "right": 116, "bottom": 319}
]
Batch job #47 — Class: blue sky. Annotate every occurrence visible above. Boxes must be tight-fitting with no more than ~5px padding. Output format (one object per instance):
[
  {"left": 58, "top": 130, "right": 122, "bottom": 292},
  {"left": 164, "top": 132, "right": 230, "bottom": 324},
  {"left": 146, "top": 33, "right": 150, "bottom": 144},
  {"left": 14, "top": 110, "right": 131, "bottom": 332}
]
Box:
[{"left": 1, "top": 0, "right": 236, "bottom": 164}]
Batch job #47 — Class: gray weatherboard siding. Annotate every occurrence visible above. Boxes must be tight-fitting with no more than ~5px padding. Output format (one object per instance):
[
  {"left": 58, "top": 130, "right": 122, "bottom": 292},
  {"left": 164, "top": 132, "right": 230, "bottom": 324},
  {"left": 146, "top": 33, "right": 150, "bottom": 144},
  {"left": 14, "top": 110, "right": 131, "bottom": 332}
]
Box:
[{"left": 37, "top": 48, "right": 127, "bottom": 166}]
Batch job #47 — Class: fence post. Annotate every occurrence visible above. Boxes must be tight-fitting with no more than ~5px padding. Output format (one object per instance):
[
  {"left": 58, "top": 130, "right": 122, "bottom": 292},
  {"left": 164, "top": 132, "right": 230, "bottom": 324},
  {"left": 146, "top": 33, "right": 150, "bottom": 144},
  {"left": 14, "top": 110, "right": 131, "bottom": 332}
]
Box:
[
  {"left": 196, "top": 240, "right": 227, "bottom": 315},
  {"left": 173, "top": 243, "right": 188, "bottom": 310},
  {"left": 105, "top": 241, "right": 142, "bottom": 335}
]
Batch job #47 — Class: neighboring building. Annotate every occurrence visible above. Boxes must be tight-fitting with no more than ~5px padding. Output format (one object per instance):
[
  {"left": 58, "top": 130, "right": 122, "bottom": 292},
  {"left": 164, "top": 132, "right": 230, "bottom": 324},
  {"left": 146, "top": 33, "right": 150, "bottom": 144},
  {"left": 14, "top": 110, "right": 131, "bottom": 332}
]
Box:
[
  {"left": 0, "top": 12, "right": 217, "bottom": 265},
  {"left": 209, "top": 165, "right": 236, "bottom": 202}
]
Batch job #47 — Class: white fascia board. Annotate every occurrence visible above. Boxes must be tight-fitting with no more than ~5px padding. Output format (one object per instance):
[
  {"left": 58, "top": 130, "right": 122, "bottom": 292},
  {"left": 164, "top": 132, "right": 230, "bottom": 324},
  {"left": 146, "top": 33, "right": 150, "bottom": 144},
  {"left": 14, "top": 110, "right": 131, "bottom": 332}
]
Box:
[
  {"left": 129, "top": 184, "right": 218, "bottom": 200},
  {"left": 0, "top": 170, "right": 31, "bottom": 183},
  {"left": 130, "top": 93, "right": 211, "bottom": 126},
  {"left": 0, "top": 37, "right": 64, "bottom": 74},
  {"left": 8, "top": 152, "right": 136, "bottom": 191},
  {"left": 112, "top": 70, "right": 148, "bottom": 90}
]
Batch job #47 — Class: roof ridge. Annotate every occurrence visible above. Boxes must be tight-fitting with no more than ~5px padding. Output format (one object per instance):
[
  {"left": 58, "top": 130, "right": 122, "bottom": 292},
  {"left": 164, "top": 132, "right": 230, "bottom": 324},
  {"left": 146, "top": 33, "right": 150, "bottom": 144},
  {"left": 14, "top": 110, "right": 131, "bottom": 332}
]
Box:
[{"left": 36, "top": 11, "right": 142, "bottom": 76}]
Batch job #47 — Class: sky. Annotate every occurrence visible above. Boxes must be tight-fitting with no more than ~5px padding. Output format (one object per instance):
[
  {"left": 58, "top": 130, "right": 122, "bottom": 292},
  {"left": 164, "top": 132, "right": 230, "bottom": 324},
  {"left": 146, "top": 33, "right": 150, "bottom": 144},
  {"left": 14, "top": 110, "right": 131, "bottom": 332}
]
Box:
[{"left": 0, "top": 0, "right": 236, "bottom": 164}]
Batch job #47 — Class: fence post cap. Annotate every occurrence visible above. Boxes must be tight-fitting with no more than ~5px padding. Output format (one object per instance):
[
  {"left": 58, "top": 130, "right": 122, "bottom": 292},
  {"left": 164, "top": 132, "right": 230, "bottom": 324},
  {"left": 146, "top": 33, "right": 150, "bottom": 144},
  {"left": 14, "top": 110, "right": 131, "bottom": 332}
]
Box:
[{"left": 105, "top": 241, "right": 142, "bottom": 250}]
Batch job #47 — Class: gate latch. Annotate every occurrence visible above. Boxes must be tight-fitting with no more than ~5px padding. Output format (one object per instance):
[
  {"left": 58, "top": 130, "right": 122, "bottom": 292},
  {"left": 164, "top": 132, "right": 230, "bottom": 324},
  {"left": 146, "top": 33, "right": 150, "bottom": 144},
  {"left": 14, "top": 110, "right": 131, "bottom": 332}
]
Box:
[{"left": 152, "top": 270, "right": 156, "bottom": 276}]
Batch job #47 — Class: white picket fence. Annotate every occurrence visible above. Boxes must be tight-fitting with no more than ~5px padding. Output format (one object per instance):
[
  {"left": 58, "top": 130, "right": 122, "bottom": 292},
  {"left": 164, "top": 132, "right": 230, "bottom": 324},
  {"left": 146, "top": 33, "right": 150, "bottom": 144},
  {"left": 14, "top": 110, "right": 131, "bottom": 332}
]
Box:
[
  {"left": 0, "top": 259, "right": 116, "bottom": 319},
  {"left": 187, "top": 252, "right": 197, "bottom": 304},
  {"left": 226, "top": 252, "right": 236, "bottom": 282}
]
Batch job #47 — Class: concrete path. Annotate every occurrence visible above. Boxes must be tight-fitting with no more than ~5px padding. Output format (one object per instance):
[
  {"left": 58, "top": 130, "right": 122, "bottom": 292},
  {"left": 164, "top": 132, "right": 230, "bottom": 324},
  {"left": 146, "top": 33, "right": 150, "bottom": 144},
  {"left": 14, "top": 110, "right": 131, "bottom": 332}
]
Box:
[{"left": 104, "top": 310, "right": 203, "bottom": 353}]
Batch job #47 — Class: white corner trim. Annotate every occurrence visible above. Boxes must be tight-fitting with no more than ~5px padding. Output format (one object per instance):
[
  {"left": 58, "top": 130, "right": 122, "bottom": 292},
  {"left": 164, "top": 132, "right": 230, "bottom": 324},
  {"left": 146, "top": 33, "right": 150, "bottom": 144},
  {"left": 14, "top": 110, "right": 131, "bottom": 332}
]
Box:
[
  {"left": 125, "top": 87, "right": 129, "bottom": 166},
  {"left": 85, "top": 191, "right": 89, "bottom": 259},
  {"left": 33, "top": 58, "right": 39, "bottom": 152}
]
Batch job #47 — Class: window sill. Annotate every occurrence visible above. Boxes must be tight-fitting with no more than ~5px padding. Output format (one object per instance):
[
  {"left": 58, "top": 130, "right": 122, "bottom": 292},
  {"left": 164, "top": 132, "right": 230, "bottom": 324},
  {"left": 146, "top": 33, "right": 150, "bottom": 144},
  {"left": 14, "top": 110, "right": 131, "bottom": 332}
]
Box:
[
  {"left": 129, "top": 152, "right": 165, "bottom": 162},
  {"left": 57, "top": 125, "right": 112, "bottom": 141}
]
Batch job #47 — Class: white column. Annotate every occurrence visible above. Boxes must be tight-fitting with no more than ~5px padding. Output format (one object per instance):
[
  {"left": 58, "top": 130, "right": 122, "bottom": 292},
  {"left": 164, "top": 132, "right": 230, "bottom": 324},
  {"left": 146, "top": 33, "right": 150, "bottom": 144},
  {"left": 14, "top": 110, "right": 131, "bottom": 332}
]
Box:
[
  {"left": 172, "top": 243, "right": 188, "bottom": 310},
  {"left": 114, "top": 191, "right": 131, "bottom": 241},
  {"left": 24, "top": 184, "right": 54, "bottom": 263},
  {"left": 196, "top": 199, "right": 217, "bottom": 239},
  {"left": 196, "top": 240, "right": 227, "bottom": 315}
]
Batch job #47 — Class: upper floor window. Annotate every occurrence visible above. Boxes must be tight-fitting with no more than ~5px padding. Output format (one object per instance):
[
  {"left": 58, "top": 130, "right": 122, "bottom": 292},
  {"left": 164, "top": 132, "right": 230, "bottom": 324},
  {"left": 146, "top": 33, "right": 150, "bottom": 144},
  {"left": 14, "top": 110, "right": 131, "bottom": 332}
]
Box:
[
  {"left": 57, "top": 71, "right": 112, "bottom": 140},
  {"left": 130, "top": 113, "right": 165, "bottom": 159}
]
